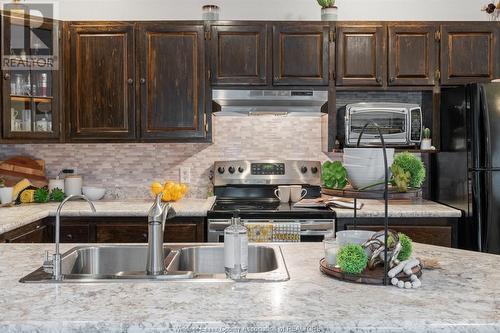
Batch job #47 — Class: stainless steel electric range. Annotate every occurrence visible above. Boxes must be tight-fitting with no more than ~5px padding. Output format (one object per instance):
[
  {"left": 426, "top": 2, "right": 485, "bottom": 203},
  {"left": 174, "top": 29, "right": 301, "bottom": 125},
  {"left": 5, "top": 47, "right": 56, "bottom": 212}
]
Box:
[{"left": 207, "top": 160, "right": 335, "bottom": 242}]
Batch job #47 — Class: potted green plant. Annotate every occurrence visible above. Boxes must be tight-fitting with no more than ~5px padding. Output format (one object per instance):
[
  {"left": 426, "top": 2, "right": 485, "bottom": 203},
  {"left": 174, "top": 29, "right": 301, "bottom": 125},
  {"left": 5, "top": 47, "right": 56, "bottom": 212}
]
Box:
[
  {"left": 316, "top": 0, "right": 338, "bottom": 21},
  {"left": 420, "top": 127, "right": 432, "bottom": 150},
  {"left": 0, "top": 178, "right": 14, "bottom": 205}
]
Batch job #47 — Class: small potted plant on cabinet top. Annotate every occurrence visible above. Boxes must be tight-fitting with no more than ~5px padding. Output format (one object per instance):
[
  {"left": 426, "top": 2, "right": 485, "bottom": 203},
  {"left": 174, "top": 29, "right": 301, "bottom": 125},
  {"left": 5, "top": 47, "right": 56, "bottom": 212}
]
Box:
[
  {"left": 317, "top": 0, "right": 338, "bottom": 21},
  {"left": 420, "top": 128, "right": 433, "bottom": 150}
]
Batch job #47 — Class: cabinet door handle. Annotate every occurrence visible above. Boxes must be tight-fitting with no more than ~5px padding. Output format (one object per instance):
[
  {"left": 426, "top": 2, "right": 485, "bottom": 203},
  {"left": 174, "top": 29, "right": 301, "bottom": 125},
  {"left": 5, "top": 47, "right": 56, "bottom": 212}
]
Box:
[
  {"left": 140, "top": 78, "right": 146, "bottom": 85},
  {"left": 127, "top": 78, "right": 134, "bottom": 85},
  {"left": 3, "top": 73, "right": 10, "bottom": 80}
]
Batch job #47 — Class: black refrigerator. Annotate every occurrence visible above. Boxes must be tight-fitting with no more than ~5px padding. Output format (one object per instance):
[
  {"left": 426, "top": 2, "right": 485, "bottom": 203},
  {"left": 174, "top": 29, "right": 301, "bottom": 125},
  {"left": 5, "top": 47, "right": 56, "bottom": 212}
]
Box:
[{"left": 435, "top": 83, "right": 500, "bottom": 254}]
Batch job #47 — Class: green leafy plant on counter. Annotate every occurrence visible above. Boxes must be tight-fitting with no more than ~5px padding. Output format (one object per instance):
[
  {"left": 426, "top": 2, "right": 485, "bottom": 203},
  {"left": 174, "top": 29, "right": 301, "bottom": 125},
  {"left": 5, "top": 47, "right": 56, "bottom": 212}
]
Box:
[
  {"left": 322, "top": 161, "right": 348, "bottom": 189},
  {"left": 336, "top": 244, "right": 368, "bottom": 275},
  {"left": 397, "top": 233, "right": 413, "bottom": 261},
  {"left": 391, "top": 152, "right": 426, "bottom": 189},
  {"left": 34, "top": 188, "right": 49, "bottom": 203},
  {"left": 49, "top": 188, "right": 65, "bottom": 202},
  {"left": 316, "top": 0, "right": 335, "bottom": 8}
]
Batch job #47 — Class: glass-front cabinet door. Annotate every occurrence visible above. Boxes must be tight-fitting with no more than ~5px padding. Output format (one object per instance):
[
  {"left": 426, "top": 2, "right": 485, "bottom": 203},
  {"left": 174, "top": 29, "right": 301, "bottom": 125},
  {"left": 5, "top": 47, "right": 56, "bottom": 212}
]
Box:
[{"left": 2, "top": 12, "right": 60, "bottom": 140}]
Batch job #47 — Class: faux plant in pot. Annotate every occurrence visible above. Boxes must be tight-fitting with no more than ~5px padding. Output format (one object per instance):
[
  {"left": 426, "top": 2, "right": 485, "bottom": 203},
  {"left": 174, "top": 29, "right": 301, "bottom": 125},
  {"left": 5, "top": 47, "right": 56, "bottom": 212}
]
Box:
[
  {"left": 420, "top": 127, "right": 432, "bottom": 150},
  {"left": 316, "top": 0, "right": 337, "bottom": 21},
  {"left": 0, "top": 178, "right": 14, "bottom": 205}
]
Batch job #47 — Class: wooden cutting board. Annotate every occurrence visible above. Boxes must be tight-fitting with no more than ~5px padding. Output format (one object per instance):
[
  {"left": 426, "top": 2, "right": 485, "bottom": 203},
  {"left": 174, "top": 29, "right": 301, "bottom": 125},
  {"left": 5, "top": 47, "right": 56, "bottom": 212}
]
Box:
[{"left": 0, "top": 156, "right": 48, "bottom": 188}]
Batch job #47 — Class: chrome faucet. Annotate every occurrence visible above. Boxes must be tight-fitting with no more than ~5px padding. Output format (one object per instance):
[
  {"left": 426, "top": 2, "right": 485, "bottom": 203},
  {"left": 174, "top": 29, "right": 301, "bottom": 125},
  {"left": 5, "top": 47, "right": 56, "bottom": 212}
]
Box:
[
  {"left": 146, "top": 194, "right": 176, "bottom": 275},
  {"left": 43, "top": 195, "right": 96, "bottom": 281}
]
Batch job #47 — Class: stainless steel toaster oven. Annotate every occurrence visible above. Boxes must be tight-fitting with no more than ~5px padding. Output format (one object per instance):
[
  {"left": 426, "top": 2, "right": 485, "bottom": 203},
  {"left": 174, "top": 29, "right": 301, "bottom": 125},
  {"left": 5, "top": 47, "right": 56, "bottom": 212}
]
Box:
[{"left": 344, "top": 102, "right": 422, "bottom": 146}]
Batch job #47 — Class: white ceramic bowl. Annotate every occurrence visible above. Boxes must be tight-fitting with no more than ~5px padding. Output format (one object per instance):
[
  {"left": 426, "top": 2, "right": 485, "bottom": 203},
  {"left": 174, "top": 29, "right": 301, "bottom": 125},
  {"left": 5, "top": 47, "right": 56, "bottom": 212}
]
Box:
[
  {"left": 336, "top": 230, "right": 375, "bottom": 247},
  {"left": 82, "top": 186, "right": 106, "bottom": 201}
]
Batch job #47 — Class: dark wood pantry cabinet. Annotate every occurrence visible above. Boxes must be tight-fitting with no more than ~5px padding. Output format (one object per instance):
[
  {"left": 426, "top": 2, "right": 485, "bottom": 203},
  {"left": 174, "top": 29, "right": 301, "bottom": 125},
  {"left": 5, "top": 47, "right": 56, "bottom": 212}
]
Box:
[
  {"left": 440, "top": 23, "right": 499, "bottom": 85},
  {"left": 388, "top": 24, "right": 438, "bottom": 86},
  {"left": 273, "top": 23, "right": 331, "bottom": 86},
  {"left": 209, "top": 24, "right": 269, "bottom": 85},
  {"left": 335, "top": 24, "right": 386, "bottom": 86},
  {"left": 66, "top": 23, "right": 136, "bottom": 140},
  {"left": 138, "top": 23, "right": 208, "bottom": 140}
]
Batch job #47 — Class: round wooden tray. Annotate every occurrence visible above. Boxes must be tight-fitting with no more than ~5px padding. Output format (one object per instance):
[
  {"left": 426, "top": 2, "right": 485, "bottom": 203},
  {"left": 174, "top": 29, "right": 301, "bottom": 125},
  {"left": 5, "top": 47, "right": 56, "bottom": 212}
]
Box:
[
  {"left": 319, "top": 258, "right": 422, "bottom": 285},
  {"left": 322, "top": 186, "right": 422, "bottom": 200}
]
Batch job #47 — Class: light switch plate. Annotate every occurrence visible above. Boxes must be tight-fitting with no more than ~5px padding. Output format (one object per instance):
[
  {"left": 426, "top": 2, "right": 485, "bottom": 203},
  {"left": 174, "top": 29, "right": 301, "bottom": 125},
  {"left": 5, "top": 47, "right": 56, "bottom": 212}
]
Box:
[{"left": 180, "top": 167, "right": 190, "bottom": 184}]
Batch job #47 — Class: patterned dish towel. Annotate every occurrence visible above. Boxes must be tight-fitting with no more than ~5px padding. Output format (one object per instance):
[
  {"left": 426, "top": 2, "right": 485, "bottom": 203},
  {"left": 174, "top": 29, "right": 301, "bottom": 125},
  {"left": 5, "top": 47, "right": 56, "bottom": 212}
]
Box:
[{"left": 246, "top": 223, "right": 273, "bottom": 242}]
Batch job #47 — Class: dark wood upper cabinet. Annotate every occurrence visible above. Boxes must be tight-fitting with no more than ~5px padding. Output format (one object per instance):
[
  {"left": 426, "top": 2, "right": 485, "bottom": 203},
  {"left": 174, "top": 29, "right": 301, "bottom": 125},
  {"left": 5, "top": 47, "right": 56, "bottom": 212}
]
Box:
[
  {"left": 441, "top": 24, "right": 499, "bottom": 85},
  {"left": 138, "top": 23, "right": 207, "bottom": 140},
  {"left": 2, "top": 15, "right": 61, "bottom": 141},
  {"left": 67, "top": 23, "right": 135, "bottom": 140},
  {"left": 388, "top": 24, "right": 438, "bottom": 86},
  {"left": 336, "top": 24, "right": 386, "bottom": 86},
  {"left": 210, "top": 24, "right": 269, "bottom": 85},
  {"left": 273, "top": 24, "right": 330, "bottom": 86}
]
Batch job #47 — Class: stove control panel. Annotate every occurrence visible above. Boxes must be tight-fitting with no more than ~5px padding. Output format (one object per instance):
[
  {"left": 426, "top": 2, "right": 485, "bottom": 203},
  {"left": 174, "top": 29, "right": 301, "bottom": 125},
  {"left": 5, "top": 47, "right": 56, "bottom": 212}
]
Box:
[
  {"left": 213, "top": 160, "right": 322, "bottom": 186},
  {"left": 251, "top": 163, "right": 285, "bottom": 175}
]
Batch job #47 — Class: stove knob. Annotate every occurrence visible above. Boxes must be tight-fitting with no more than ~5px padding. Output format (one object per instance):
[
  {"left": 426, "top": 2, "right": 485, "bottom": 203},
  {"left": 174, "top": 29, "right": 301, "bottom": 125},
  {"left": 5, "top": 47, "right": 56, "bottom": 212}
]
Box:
[
  {"left": 301, "top": 166, "right": 308, "bottom": 174},
  {"left": 238, "top": 167, "right": 245, "bottom": 173},
  {"left": 228, "top": 166, "right": 235, "bottom": 174},
  {"left": 311, "top": 166, "right": 318, "bottom": 174},
  {"left": 217, "top": 166, "right": 225, "bottom": 174}
]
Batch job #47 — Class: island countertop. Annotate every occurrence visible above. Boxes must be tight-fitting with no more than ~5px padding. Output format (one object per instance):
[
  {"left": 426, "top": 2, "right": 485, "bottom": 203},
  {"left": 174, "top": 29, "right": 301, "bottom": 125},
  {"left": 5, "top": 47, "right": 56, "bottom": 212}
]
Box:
[{"left": 0, "top": 242, "right": 498, "bottom": 333}]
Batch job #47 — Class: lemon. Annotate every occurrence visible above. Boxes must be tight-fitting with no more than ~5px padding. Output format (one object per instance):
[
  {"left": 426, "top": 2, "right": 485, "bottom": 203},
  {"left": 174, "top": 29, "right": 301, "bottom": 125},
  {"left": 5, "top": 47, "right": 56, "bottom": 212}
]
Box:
[{"left": 151, "top": 182, "right": 163, "bottom": 195}]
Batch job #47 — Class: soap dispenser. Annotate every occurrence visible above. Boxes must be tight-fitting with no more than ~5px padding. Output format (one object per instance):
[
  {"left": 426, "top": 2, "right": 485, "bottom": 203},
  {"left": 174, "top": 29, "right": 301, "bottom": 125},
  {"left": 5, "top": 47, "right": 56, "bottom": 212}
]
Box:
[{"left": 224, "top": 210, "right": 248, "bottom": 280}]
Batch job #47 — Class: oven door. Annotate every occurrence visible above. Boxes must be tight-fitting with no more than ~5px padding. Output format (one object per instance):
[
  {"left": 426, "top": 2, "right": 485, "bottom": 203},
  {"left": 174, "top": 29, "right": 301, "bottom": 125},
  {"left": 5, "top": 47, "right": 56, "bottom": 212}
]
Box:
[
  {"left": 207, "top": 219, "right": 334, "bottom": 242},
  {"left": 346, "top": 109, "right": 408, "bottom": 145}
]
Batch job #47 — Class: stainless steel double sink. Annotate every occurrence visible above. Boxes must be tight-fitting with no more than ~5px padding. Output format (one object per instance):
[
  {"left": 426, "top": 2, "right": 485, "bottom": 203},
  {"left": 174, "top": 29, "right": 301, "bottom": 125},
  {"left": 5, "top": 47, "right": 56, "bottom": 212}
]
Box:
[{"left": 20, "top": 244, "right": 289, "bottom": 283}]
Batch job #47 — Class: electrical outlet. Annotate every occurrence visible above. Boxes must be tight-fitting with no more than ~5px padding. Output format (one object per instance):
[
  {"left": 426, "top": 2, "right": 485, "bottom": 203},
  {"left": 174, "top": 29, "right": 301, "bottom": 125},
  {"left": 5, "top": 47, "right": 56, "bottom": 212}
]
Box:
[{"left": 179, "top": 167, "right": 191, "bottom": 184}]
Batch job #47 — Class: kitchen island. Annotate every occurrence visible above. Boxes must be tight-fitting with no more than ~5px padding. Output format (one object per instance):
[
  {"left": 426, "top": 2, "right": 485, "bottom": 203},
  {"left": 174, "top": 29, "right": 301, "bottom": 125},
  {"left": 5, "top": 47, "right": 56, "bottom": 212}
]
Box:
[{"left": 0, "top": 242, "right": 498, "bottom": 333}]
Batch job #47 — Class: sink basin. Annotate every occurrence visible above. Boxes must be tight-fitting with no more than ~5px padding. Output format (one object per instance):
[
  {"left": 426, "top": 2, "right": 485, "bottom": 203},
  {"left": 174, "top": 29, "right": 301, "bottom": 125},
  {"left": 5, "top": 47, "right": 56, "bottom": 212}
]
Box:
[
  {"left": 20, "top": 244, "right": 289, "bottom": 283},
  {"left": 167, "top": 245, "right": 287, "bottom": 281}
]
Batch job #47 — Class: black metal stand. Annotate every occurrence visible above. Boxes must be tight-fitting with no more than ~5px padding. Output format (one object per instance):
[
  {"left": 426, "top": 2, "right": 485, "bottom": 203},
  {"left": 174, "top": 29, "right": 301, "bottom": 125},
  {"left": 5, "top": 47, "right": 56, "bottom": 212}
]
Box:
[{"left": 350, "top": 122, "right": 390, "bottom": 285}]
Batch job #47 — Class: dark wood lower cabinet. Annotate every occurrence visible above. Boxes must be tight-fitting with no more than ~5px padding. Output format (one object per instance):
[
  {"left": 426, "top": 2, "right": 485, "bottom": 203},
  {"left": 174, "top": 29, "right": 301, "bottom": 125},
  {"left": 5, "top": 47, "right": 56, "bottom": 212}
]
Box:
[
  {"left": 0, "top": 216, "right": 205, "bottom": 243},
  {"left": 338, "top": 217, "right": 459, "bottom": 248},
  {"left": 0, "top": 219, "right": 52, "bottom": 243}
]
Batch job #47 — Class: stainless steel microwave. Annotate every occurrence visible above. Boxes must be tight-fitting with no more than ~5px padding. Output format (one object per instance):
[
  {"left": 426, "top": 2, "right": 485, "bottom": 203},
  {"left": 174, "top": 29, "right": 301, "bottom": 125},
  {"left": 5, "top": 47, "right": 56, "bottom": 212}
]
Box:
[{"left": 344, "top": 102, "right": 422, "bottom": 146}]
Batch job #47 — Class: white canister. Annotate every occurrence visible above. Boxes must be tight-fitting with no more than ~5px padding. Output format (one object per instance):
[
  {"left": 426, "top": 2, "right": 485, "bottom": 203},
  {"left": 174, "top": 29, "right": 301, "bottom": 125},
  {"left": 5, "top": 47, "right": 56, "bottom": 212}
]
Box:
[
  {"left": 48, "top": 179, "right": 65, "bottom": 193},
  {"left": 64, "top": 175, "right": 83, "bottom": 196},
  {"left": 0, "top": 187, "right": 14, "bottom": 205}
]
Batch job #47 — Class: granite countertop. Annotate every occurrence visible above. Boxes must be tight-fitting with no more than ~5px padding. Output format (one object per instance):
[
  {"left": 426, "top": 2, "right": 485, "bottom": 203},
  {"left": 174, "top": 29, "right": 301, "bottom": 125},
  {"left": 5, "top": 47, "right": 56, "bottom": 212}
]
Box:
[
  {"left": 0, "top": 242, "right": 499, "bottom": 332},
  {"left": 333, "top": 199, "right": 462, "bottom": 218},
  {"left": 0, "top": 197, "right": 216, "bottom": 234}
]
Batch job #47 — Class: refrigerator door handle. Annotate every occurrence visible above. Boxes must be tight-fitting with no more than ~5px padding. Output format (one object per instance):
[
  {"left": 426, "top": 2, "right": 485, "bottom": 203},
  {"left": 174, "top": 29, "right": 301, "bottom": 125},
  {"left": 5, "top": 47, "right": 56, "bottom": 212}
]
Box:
[
  {"left": 479, "top": 85, "right": 492, "bottom": 169},
  {"left": 471, "top": 170, "right": 484, "bottom": 252}
]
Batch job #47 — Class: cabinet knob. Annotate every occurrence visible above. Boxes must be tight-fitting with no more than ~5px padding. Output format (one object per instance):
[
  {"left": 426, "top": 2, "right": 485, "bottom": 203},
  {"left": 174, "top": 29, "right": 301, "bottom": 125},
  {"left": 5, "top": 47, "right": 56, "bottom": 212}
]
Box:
[
  {"left": 66, "top": 234, "right": 73, "bottom": 240},
  {"left": 127, "top": 78, "right": 134, "bottom": 85},
  {"left": 142, "top": 233, "right": 148, "bottom": 240},
  {"left": 389, "top": 77, "right": 395, "bottom": 83},
  {"left": 3, "top": 73, "right": 10, "bottom": 80},
  {"left": 140, "top": 78, "right": 146, "bottom": 85},
  {"left": 376, "top": 76, "right": 382, "bottom": 84}
]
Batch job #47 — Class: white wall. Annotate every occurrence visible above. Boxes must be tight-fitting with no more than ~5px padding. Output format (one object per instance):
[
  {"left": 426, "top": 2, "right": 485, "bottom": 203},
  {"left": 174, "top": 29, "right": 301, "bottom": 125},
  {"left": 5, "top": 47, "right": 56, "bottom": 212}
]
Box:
[{"left": 56, "top": 0, "right": 490, "bottom": 21}]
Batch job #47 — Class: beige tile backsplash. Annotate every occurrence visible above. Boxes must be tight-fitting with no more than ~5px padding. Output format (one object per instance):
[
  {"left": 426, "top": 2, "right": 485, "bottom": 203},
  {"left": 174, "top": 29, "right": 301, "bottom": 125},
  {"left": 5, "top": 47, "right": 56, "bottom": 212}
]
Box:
[{"left": 0, "top": 116, "right": 333, "bottom": 199}]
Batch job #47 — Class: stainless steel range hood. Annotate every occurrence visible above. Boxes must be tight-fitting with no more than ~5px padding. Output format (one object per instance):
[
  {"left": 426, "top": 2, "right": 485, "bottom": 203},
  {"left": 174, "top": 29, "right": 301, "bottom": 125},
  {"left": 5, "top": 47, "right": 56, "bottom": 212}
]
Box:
[{"left": 212, "top": 89, "right": 328, "bottom": 117}]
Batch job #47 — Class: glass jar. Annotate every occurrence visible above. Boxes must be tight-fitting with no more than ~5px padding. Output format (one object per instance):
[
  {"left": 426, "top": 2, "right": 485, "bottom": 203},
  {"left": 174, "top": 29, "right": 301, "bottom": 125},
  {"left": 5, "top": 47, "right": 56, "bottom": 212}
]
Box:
[
  {"left": 323, "top": 236, "right": 337, "bottom": 267},
  {"left": 202, "top": 5, "right": 220, "bottom": 21}
]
